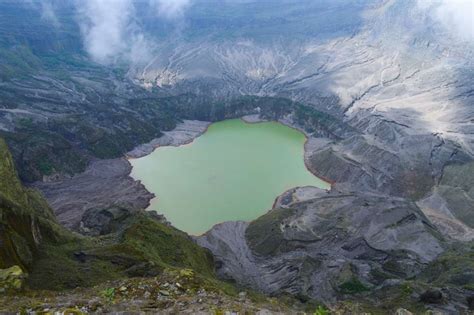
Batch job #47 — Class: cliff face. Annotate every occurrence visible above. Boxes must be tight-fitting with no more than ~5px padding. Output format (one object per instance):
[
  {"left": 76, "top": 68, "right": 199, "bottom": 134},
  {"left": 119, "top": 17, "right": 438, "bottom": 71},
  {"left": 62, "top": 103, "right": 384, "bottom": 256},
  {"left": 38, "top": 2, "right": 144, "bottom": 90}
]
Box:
[{"left": 0, "top": 138, "right": 66, "bottom": 270}]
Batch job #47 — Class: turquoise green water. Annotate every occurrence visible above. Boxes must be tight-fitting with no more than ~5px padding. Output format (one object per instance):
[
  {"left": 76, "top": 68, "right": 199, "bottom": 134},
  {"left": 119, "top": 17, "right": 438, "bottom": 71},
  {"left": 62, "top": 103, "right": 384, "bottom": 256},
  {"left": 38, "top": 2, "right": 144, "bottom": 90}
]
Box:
[{"left": 129, "top": 119, "right": 330, "bottom": 235}]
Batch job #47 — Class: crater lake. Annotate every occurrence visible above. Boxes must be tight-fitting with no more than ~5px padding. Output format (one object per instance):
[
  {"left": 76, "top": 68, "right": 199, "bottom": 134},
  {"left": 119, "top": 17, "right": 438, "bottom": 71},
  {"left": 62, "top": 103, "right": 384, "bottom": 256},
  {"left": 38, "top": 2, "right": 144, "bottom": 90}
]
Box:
[{"left": 130, "top": 119, "right": 330, "bottom": 235}]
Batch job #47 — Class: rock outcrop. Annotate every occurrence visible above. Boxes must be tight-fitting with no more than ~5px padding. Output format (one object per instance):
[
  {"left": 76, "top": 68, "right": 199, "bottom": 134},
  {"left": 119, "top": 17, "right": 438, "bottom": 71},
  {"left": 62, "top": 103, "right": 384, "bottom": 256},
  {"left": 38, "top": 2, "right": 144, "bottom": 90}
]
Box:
[
  {"left": 0, "top": 138, "right": 67, "bottom": 270},
  {"left": 0, "top": 266, "right": 26, "bottom": 293},
  {"left": 32, "top": 158, "right": 153, "bottom": 232},
  {"left": 0, "top": 268, "right": 305, "bottom": 314},
  {"left": 198, "top": 186, "right": 444, "bottom": 301},
  {"left": 126, "top": 120, "right": 211, "bottom": 159}
]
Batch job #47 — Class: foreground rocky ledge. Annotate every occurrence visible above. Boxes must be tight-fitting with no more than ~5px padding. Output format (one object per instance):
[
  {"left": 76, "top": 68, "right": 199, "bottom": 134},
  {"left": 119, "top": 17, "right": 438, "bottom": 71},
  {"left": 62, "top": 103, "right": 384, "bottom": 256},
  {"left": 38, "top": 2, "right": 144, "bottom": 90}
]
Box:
[{"left": 0, "top": 269, "right": 301, "bottom": 314}]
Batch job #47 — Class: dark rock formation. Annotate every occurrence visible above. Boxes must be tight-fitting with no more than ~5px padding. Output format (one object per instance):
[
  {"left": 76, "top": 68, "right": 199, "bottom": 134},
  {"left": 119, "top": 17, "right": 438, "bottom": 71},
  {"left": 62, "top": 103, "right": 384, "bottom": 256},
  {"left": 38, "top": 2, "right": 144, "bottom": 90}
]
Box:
[
  {"left": 467, "top": 295, "right": 474, "bottom": 310},
  {"left": 80, "top": 207, "right": 132, "bottom": 236},
  {"left": 420, "top": 289, "right": 443, "bottom": 304}
]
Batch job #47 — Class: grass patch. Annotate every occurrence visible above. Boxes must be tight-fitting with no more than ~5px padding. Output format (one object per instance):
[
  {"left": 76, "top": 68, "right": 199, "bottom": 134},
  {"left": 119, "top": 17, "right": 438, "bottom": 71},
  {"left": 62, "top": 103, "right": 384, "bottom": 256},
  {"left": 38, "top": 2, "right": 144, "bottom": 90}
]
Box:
[{"left": 339, "top": 277, "right": 370, "bottom": 294}]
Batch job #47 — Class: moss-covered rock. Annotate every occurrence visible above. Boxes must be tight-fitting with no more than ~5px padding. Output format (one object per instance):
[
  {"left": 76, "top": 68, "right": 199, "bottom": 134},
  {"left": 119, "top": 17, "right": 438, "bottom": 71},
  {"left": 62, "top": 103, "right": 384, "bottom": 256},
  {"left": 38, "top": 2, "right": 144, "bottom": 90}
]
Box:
[
  {"left": 27, "top": 213, "right": 216, "bottom": 291},
  {"left": 0, "top": 265, "right": 27, "bottom": 293},
  {"left": 0, "top": 138, "right": 71, "bottom": 270},
  {"left": 245, "top": 207, "right": 296, "bottom": 256},
  {"left": 417, "top": 243, "right": 474, "bottom": 288},
  {"left": 338, "top": 277, "right": 370, "bottom": 295}
]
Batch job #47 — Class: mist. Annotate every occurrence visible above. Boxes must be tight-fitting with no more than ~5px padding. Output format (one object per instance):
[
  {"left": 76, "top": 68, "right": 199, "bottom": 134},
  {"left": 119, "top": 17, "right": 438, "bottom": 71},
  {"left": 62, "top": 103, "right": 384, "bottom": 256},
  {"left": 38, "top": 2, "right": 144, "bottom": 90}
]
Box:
[
  {"left": 418, "top": 0, "right": 474, "bottom": 41},
  {"left": 21, "top": 0, "right": 474, "bottom": 67},
  {"left": 76, "top": 0, "right": 135, "bottom": 64},
  {"left": 74, "top": 0, "right": 192, "bottom": 65},
  {"left": 150, "top": 0, "right": 192, "bottom": 18},
  {"left": 40, "top": 1, "right": 59, "bottom": 27},
  {"left": 20, "top": 0, "right": 60, "bottom": 27}
]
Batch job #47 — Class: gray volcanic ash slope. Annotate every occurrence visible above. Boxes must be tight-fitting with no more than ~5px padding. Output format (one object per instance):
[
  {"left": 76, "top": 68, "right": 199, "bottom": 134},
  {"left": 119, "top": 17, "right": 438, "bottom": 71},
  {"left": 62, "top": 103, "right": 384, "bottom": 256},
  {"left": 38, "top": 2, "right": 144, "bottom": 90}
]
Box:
[
  {"left": 138, "top": 2, "right": 474, "bottom": 235},
  {"left": 0, "top": 0, "right": 474, "bottom": 312},
  {"left": 151, "top": 0, "right": 474, "bottom": 310}
]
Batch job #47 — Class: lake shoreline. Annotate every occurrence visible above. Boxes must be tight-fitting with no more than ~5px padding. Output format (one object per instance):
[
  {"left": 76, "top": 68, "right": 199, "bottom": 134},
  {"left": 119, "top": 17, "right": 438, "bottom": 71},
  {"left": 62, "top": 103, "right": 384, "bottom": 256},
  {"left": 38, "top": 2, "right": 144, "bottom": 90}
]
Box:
[
  {"left": 241, "top": 114, "right": 335, "bottom": 188},
  {"left": 126, "top": 120, "right": 212, "bottom": 159},
  {"left": 129, "top": 115, "right": 333, "bottom": 191},
  {"left": 129, "top": 116, "right": 332, "bottom": 234},
  {"left": 35, "top": 115, "right": 334, "bottom": 235}
]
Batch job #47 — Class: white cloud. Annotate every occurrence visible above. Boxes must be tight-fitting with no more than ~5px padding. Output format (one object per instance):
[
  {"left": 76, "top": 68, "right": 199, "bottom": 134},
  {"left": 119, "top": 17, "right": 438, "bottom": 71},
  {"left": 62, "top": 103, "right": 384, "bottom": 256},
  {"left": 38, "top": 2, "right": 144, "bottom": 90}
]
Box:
[
  {"left": 20, "top": 0, "right": 59, "bottom": 27},
  {"left": 418, "top": 0, "right": 474, "bottom": 41},
  {"left": 75, "top": 0, "right": 193, "bottom": 65},
  {"left": 21, "top": 0, "right": 193, "bottom": 65},
  {"left": 77, "top": 0, "right": 132, "bottom": 64},
  {"left": 436, "top": 0, "right": 474, "bottom": 41},
  {"left": 149, "top": 0, "right": 192, "bottom": 19},
  {"left": 40, "top": 1, "right": 60, "bottom": 27},
  {"left": 129, "top": 33, "right": 154, "bottom": 65}
]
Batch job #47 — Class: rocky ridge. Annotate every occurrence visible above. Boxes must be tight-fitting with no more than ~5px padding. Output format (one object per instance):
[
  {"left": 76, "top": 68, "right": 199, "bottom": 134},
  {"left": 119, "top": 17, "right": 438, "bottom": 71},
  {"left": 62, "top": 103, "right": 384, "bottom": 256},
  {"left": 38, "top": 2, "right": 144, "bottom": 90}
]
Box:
[{"left": 197, "top": 186, "right": 444, "bottom": 298}]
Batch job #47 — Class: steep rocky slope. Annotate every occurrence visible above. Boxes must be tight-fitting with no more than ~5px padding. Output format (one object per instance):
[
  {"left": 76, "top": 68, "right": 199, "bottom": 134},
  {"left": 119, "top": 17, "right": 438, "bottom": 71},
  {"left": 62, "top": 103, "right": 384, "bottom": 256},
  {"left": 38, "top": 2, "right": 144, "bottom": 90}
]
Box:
[
  {"left": 198, "top": 185, "right": 474, "bottom": 313},
  {"left": 0, "top": 0, "right": 473, "bottom": 313},
  {"left": 0, "top": 137, "right": 216, "bottom": 291},
  {"left": 198, "top": 186, "right": 443, "bottom": 298},
  {"left": 0, "top": 138, "right": 69, "bottom": 270}
]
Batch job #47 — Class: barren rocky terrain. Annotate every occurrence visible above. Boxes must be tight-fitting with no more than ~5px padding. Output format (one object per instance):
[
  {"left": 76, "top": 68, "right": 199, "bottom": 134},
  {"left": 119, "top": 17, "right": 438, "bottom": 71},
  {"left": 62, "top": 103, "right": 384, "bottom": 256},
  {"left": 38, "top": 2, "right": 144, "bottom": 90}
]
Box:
[{"left": 0, "top": 0, "right": 474, "bottom": 313}]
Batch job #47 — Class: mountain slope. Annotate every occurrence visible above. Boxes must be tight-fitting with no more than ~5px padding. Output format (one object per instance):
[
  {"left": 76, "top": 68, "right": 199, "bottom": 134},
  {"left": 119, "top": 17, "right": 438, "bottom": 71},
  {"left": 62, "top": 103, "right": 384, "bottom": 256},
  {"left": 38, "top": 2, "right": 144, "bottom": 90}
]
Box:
[
  {"left": 0, "top": 138, "right": 215, "bottom": 290},
  {"left": 0, "top": 137, "right": 68, "bottom": 269}
]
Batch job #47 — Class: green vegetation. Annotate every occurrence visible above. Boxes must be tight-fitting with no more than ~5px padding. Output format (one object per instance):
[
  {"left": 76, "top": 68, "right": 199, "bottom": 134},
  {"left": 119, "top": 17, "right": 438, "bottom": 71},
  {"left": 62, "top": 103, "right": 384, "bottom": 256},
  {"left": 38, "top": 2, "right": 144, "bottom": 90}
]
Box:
[
  {"left": 0, "top": 266, "right": 298, "bottom": 314},
  {"left": 245, "top": 208, "right": 296, "bottom": 256},
  {"left": 0, "top": 46, "right": 41, "bottom": 81},
  {"left": 293, "top": 103, "right": 354, "bottom": 139},
  {"left": 0, "top": 138, "right": 70, "bottom": 270},
  {"left": 418, "top": 243, "right": 474, "bottom": 288},
  {"left": 118, "top": 216, "right": 214, "bottom": 275},
  {"left": 0, "top": 265, "right": 26, "bottom": 293},
  {"left": 314, "top": 305, "right": 330, "bottom": 315},
  {"left": 338, "top": 277, "right": 370, "bottom": 294},
  {"left": 27, "top": 212, "right": 216, "bottom": 290},
  {"left": 0, "top": 138, "right": 216, "bottom": 291},
  {"left": 101, "top": 287, "right": 116, "bottom": 302}
]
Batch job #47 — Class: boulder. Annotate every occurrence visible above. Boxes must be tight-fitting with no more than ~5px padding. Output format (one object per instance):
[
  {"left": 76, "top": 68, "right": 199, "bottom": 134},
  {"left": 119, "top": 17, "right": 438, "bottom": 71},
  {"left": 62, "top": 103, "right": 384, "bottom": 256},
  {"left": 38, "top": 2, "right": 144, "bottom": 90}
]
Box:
[
  {"left": 0, "top": 265, "right": 27, "bottom": 293},
  {"left": 419, "top": 289, "right": 443, "bottom": 304}
]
